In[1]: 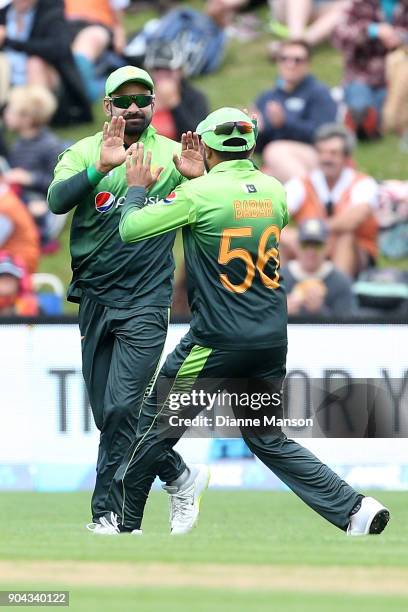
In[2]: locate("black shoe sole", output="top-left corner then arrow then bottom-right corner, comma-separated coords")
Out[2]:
369,509 -> 390,535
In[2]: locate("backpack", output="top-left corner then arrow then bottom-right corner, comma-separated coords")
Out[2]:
125,8 -> 226,77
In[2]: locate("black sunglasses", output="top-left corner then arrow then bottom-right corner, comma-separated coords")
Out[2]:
109,94 -> 155,109
212,121 -> 254,135
278,55 -> 308,64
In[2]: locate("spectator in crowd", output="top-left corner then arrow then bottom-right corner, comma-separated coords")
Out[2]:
145,44 -> 209,140
254,40 -> 337,182
0,175 -> 39,273
282,218 -> 356,317
283,124 -> 379,278
269,0 -> 350,51
65,0 -> 130,102
0,0 -> 91,125
125,0 -> 245,79
0,251 -> 39,316
3,85 -> 67,249
333,0 -> 408,139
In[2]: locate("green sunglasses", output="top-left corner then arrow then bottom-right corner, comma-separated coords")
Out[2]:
108,94 -> 155,109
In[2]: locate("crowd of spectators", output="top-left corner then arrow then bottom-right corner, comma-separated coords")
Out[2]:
0,0 -> 407,319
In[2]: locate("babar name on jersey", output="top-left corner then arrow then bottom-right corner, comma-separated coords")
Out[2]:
94,191 -> 160,213
234,198 -> 273,220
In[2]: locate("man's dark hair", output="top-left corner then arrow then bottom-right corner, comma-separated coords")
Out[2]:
213,138 -> 253,161
216,150 -> 252,161
281,39 -> 311,59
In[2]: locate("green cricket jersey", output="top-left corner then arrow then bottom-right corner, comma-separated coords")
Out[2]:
48,125 -> 185,307
120,159 -> 289,349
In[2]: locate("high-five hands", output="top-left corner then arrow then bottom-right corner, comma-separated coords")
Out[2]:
173,131 -> 205,179
96,116 -> 127,174
126,142 -> 164,189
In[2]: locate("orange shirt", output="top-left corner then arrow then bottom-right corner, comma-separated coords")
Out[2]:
0,186 -> 40,273
293,173 -> 378,259
65,0 -> 117,29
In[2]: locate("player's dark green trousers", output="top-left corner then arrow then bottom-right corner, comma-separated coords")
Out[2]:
78,295 -> 186,521
107,332 -> 362,531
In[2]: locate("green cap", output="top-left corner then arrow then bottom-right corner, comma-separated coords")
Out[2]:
105,66 -> 155,96
196,107 -> 256,152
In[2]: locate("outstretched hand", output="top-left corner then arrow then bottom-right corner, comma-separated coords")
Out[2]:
126,142 -> 163,190
96,116 -> 126,174
173,131 -> 205,179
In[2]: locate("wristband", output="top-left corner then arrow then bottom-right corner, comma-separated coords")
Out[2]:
87,165 -> 108,187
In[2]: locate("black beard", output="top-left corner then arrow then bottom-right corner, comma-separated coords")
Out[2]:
124,114 -> 151,135
204,154 -> 210,173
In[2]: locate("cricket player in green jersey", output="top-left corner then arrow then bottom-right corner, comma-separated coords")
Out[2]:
47,66 -> 209,531
94,107 -> 390,537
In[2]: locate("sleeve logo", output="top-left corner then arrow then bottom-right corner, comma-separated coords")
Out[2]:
163,191 -> 177,205
95,191 -> 115,213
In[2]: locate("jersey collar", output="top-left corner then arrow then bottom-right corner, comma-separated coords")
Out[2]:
122,124 -> 157,149
209,159 -> 256,174
139,124 -> 157,143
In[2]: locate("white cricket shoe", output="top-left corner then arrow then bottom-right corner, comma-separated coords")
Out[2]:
86,512 -> 142,536
347,497 -> 390,536
165,464 -> 210,535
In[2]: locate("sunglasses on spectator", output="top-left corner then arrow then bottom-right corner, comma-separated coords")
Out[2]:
300,241 -> 325,249
278,55 -> 308,65
108,94 -> 155,109
202,121 -> 254,136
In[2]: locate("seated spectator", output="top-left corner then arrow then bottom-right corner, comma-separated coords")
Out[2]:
333,0 -> 408,139
283,124 -> 379,278
269,0 -> 350,50
65,0 -> 129,102
254,40 -> 337,182
3,85 -> 67,248
0,251 -> 39,316
0,0 -> 92,125
125,0 -> 243,78
0,174 -> 39,273
282,218 -> 356,317
145,44 -> 209,140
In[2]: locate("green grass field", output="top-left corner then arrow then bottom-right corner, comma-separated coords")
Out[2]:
39,4 -> 408,312
1,490 -> 407,611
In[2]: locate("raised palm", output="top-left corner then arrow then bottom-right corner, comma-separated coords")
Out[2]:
173,131 -> 204,179
98,116 -> 127,173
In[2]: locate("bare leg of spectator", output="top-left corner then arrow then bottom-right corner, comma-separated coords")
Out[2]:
0,53 -> 10,107
72,26 -> 110,101
272,0 -> 313,39
72,25 -> 111,63
304,1 -> 350,47
330,232 -> 358,277
280,226 -> 299,265
262,140 -> 318,183
27,56 -> 59,90
383,48 -> 408,135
